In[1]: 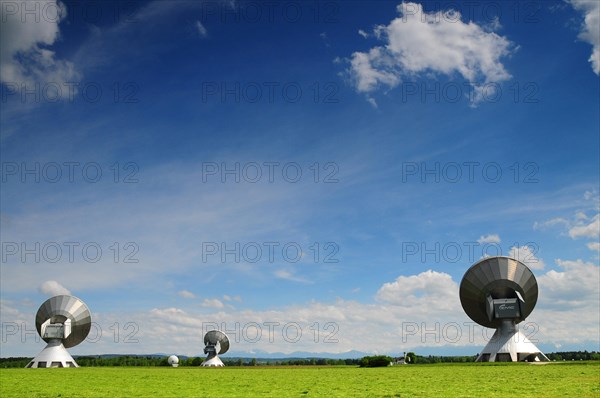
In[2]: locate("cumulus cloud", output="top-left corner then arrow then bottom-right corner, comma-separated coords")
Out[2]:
508,245 -> 545,270
139,265 -> 597,355
150,307 -> 185,317
346,2 -> 514,105
376,269 -> 459,310
569,0 -> 600,74
349,47 -> 400,92
0,0 -> 79,86
274,269 -> 312,284
38,280 -> 71,296
534,207 -> 599,243
583,190 -> 596,201
575,211 -> 588,221
3,264 -> 597,357
178,290 -> 196,299
537,259 -> 600,309
223,294 -> 242,302
569,213 -> 599,239
201,298 -> 225,309
477,234 -> 500,244
531,203 -> 599,276
587,241 -> 600,253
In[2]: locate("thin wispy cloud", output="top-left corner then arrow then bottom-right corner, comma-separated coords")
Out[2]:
195,21 -> 208,38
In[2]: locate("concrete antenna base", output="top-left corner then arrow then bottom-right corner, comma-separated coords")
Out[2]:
26,339 -> 79,368
202,354 -> 225,367
476,320 -> 549,362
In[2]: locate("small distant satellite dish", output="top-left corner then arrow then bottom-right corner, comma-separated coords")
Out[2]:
202,330 -> 229,367
26,295 -> 92,368
168,355 -> 179,367
460,256 -> 548,362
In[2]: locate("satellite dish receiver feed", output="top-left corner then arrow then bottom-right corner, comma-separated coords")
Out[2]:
168,355 -> 179,367
459,256 -> 549,362
202,330 -> 230,367
26,295 -> 92,368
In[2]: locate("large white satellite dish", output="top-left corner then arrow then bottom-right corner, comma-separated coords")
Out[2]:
202,330 -> 229,367
168,355 -> 179,367
26,295 -> 92,368
460,256 -> 548,362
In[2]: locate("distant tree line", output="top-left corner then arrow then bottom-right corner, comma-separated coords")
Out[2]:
0,357 -> 30,368
222,358 -> 360,366
0,356 -> 203,368
0,356 -> 358,368
413,354 -> 477,364
75,356 -> 205,367
406,351 -> 600,364
359,356 -> 393,367
1,351 -> 597,368
545,351 -> 600,361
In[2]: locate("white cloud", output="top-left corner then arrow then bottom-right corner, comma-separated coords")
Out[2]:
38,280 -> 71,296
477,234 -> 500,244
0,0 -> 79,86
569,213 -> 599,238
138,265 -> 597,355
583,190 -> 595,201
178,290 -> 196,299
575,211 -> 588,221
150,307 -> 185,317
569,0 -> 600,74
223,295 -> 242,302
533,217 -> 570,230
587,242 -> 600,253
3,264 -> 598,357
202,298 -> 225,309
376,270 -> 459,310
366,97 -> 378,108
195,20 -> 208,38
358,29 -> 369,38
537,259 -> 600,309
349,47 -> 400,92
347,2 -> 514,105
274,269 -> 312,284
320,32 -> 331,47
534,207 -> 599,241
508,245 -> 545,270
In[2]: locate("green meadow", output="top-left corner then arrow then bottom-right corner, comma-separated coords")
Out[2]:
1,362 -> 598,397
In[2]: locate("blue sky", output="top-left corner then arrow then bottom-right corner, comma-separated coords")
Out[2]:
1,0 -> 598,358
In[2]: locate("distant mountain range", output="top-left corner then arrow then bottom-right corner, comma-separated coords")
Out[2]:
82,350 -> 371,360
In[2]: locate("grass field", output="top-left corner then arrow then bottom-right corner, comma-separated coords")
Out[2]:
1,362 -> 598,397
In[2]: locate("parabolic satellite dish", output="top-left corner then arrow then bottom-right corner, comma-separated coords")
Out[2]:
459,256 -> 548,362
26,295 -> 92,368
168,355 -> 179,367
202,330 -> 230,367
